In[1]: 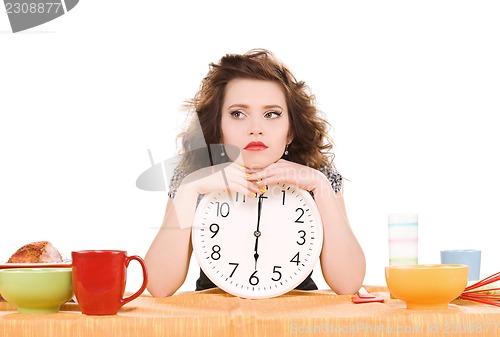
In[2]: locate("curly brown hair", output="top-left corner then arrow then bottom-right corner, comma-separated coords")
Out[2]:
178,49 -> 335,173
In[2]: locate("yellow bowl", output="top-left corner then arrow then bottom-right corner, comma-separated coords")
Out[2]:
0,268 -> 73,313
385,264 -> 468,309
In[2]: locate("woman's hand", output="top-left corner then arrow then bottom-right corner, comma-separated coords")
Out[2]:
183,162 -> 261,197
244,159 -> 328,193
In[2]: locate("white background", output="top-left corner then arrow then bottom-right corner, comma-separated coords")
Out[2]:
1,1 -> 499,294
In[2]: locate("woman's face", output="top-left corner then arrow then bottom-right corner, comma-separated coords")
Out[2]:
221,78 -> 291,169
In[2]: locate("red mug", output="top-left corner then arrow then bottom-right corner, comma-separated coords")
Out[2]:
71,250 -> 148,315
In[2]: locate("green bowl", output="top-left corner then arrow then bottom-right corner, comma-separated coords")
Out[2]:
0,268 -> 73,313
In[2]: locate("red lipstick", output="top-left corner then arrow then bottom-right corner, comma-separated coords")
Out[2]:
244,141 -> 268,151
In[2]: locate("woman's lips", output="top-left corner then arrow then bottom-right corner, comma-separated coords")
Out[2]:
244,141 -> 268,151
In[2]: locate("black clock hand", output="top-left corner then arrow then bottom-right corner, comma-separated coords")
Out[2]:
253,238 -> 259,270
254,194 -> 266,270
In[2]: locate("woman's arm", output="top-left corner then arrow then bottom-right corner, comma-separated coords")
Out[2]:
145,183 -> 198,297
313,176 -> 366,295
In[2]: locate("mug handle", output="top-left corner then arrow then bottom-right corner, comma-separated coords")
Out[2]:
120,255 -> 148,306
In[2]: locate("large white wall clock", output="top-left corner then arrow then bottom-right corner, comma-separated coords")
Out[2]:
192,183 -> 323,299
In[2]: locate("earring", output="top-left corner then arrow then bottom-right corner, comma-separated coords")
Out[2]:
284,144 -> 289,156
220,144 -> 226,157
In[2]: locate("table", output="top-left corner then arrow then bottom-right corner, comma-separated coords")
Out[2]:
2,286 -> 500,337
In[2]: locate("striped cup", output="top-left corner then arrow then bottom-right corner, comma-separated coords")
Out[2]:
388,213 -> 418,266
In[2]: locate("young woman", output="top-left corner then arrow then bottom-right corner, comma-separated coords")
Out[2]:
145,49 -> 366,297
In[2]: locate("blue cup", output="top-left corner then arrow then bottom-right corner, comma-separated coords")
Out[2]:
440,249 -> 481,281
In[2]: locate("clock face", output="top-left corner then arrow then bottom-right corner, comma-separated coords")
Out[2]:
191,183 -> 323,299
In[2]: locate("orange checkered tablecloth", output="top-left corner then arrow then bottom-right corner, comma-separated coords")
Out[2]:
1,286 -> 500,337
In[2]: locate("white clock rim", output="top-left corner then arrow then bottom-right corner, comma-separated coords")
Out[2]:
191,183 -> 324,299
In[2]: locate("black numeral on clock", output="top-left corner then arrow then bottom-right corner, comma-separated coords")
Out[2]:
235,192 -> 246,203
229,262 -> 239,277
216,202 -> 230,217
211,245 -> 221,260
249,270 -> 259,285
290,252 -> 301,266
271,266 -> 282,281
210,223 -> 219,238
295,208 -> 305,223
296,230 -> 306,245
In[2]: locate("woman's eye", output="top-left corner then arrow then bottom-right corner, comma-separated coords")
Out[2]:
264,110 -> 282,119
230,110 -> 246,119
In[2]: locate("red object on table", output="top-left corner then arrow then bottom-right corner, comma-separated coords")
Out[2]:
459,272 -> 500,306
